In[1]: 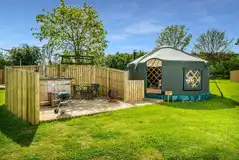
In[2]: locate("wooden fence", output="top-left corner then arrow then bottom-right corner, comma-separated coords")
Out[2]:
2,65 -> 144,101
124,72 -> 144,102
230,70 -> 239,82
0,69 -> 4,84
5,67 -> 40,125
46,65 -> 126,98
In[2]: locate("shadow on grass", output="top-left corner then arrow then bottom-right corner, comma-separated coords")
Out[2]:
163,95 -> 239,110
0,105 -> 38,146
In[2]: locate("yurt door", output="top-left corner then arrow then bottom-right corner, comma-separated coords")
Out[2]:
146,59 -> 162,94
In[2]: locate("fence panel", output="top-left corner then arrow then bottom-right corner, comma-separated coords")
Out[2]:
124,80 -> 144,102
109,69 -> 125,99
46,65 -> 59,77
95,67 -> 108,95
5,67 -> 39,125
230,70 -> 239,82
61,65 -> 94,85
0,69 -> 4,84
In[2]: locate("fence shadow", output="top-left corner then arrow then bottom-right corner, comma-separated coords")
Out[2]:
163,95 -> 239,110
0,105 -> 38,146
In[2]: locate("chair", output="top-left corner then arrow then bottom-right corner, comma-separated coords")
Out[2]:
86,85 -> 95,99
79,86 -> 88,99
91,83 -> 100,96
72,85 -> 81,98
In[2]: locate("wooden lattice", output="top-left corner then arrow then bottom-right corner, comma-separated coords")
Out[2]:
147,67 -> 162,88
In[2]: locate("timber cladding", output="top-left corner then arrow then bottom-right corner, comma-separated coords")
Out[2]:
230,70 -> 239,82
5,67 -> 40,125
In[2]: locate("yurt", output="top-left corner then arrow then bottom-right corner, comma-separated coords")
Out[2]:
127,46 -> 210,101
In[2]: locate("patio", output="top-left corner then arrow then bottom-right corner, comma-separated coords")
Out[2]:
40,97 -> 152,122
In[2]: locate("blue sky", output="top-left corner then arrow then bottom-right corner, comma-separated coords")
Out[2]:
0,0 -> 238,54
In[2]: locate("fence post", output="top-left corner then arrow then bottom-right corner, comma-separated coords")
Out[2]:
34,72 -> 40,125
107,68 -> 110,92
124,71 -> 128,102
58,64 -> 61,77
5,67 -> 8,107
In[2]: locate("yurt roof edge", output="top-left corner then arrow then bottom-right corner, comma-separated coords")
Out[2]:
128,46 -> 208,68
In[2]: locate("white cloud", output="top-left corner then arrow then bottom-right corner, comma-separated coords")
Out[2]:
199,15 -> 217,24
124,20 -> 164,34
108,34 -> 127,40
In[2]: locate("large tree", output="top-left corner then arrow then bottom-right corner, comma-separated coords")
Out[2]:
32,0 -> 107,63
42,44 -> 58,64
7,44 -> 42,66
156,25 -> 192,51
194,29 -> 233,54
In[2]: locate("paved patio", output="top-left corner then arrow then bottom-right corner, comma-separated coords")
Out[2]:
40,97 -> 152,122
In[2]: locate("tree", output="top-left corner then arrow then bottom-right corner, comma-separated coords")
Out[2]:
42,44 -> 58,64
8,44 -> 42,65
0,52 -> 11,69
32,0 -> 108,64
236,38 -> 239,45
105,51 -> 146,70
156,25 -> 192,51
194,29 -> 233,54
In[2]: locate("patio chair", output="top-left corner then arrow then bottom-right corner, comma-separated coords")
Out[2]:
91,83 -> 100,96
86,85 -> 95,99
79,86 -> 88,99
73,85 -> 81,98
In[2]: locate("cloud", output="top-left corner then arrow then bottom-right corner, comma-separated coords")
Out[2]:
199,15 -> 217,24
124,20 -> 164,34
108,34 -> 128,40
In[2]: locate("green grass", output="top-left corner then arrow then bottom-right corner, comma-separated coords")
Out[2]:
1,81 -> 239,160
0,89 -> 4,105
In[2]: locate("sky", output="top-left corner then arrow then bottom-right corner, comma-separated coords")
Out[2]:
0,0 -> 238,54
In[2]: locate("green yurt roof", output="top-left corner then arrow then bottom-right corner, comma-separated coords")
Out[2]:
128,46 -> 207,67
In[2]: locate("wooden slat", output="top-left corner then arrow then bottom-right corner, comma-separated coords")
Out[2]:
230,70 -> 239,82
22,71 -> 27,121
5,68 -> 8,107
17,70 -> 22,118
5,67 -> 40,125
34,72 -> 40,125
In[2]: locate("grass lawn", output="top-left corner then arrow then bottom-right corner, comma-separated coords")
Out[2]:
1,81 -> 239,160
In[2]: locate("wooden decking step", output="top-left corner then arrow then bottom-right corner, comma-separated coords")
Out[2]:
144,98 -> 164,103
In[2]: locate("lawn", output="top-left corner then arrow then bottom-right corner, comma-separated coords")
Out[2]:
0,81 -> 239,160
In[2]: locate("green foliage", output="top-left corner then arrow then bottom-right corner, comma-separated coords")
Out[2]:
1,81 -> 239,159
194,29 -> 233,54
193,52 -> 239,79
0,52 -> 11,69
156,25 -> 192,50
7,44 -> 42,66
105,51 -> 146,70
32,0 -> 108,64
42,44 -> 59,64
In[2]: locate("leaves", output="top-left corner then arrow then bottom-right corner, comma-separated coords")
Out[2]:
193,29 -> 233,54
32,0 -> 108,64
105,51 -> 146,70
7,44 -> 42,66
156,25 -> 192,51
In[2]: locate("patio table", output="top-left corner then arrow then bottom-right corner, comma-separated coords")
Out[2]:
73,84 -> 98,99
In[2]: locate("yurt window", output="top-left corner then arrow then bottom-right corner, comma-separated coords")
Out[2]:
146,59 -> 162,94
